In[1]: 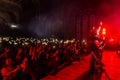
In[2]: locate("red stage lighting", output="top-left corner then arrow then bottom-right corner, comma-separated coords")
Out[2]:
102,28 -> 106,35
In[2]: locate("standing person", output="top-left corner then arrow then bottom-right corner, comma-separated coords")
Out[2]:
90,25 -> 105,76
84,22 -> 111,80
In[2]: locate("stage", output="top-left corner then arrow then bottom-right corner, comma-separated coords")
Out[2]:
41,50 -> 120,80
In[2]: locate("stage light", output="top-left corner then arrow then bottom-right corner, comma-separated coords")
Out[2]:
10,24 -> 18,28
102,28 -> 106,35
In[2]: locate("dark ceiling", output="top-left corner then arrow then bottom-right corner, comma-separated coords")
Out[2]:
19,0 -> 103,21
1,0 -> 115,37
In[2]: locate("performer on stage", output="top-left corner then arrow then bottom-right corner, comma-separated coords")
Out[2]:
81,22 -> 110,80
90,25 -> 105,75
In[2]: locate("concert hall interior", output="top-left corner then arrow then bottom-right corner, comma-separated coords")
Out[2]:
0,0 -> 120,80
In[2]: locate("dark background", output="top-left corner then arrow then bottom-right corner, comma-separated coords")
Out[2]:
1,0 -> 120,39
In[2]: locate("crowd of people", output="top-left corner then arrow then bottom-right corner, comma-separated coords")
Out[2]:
0,38 -> 90,80
0,22 -> 107,80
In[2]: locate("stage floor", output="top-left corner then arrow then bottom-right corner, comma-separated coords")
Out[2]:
41,50 -> 120,80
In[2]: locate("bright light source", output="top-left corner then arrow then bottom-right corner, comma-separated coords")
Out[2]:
102,28 -> 106,35
102,28 -> 106,32
102,31 -> 106,35
10,24 -> 18,28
